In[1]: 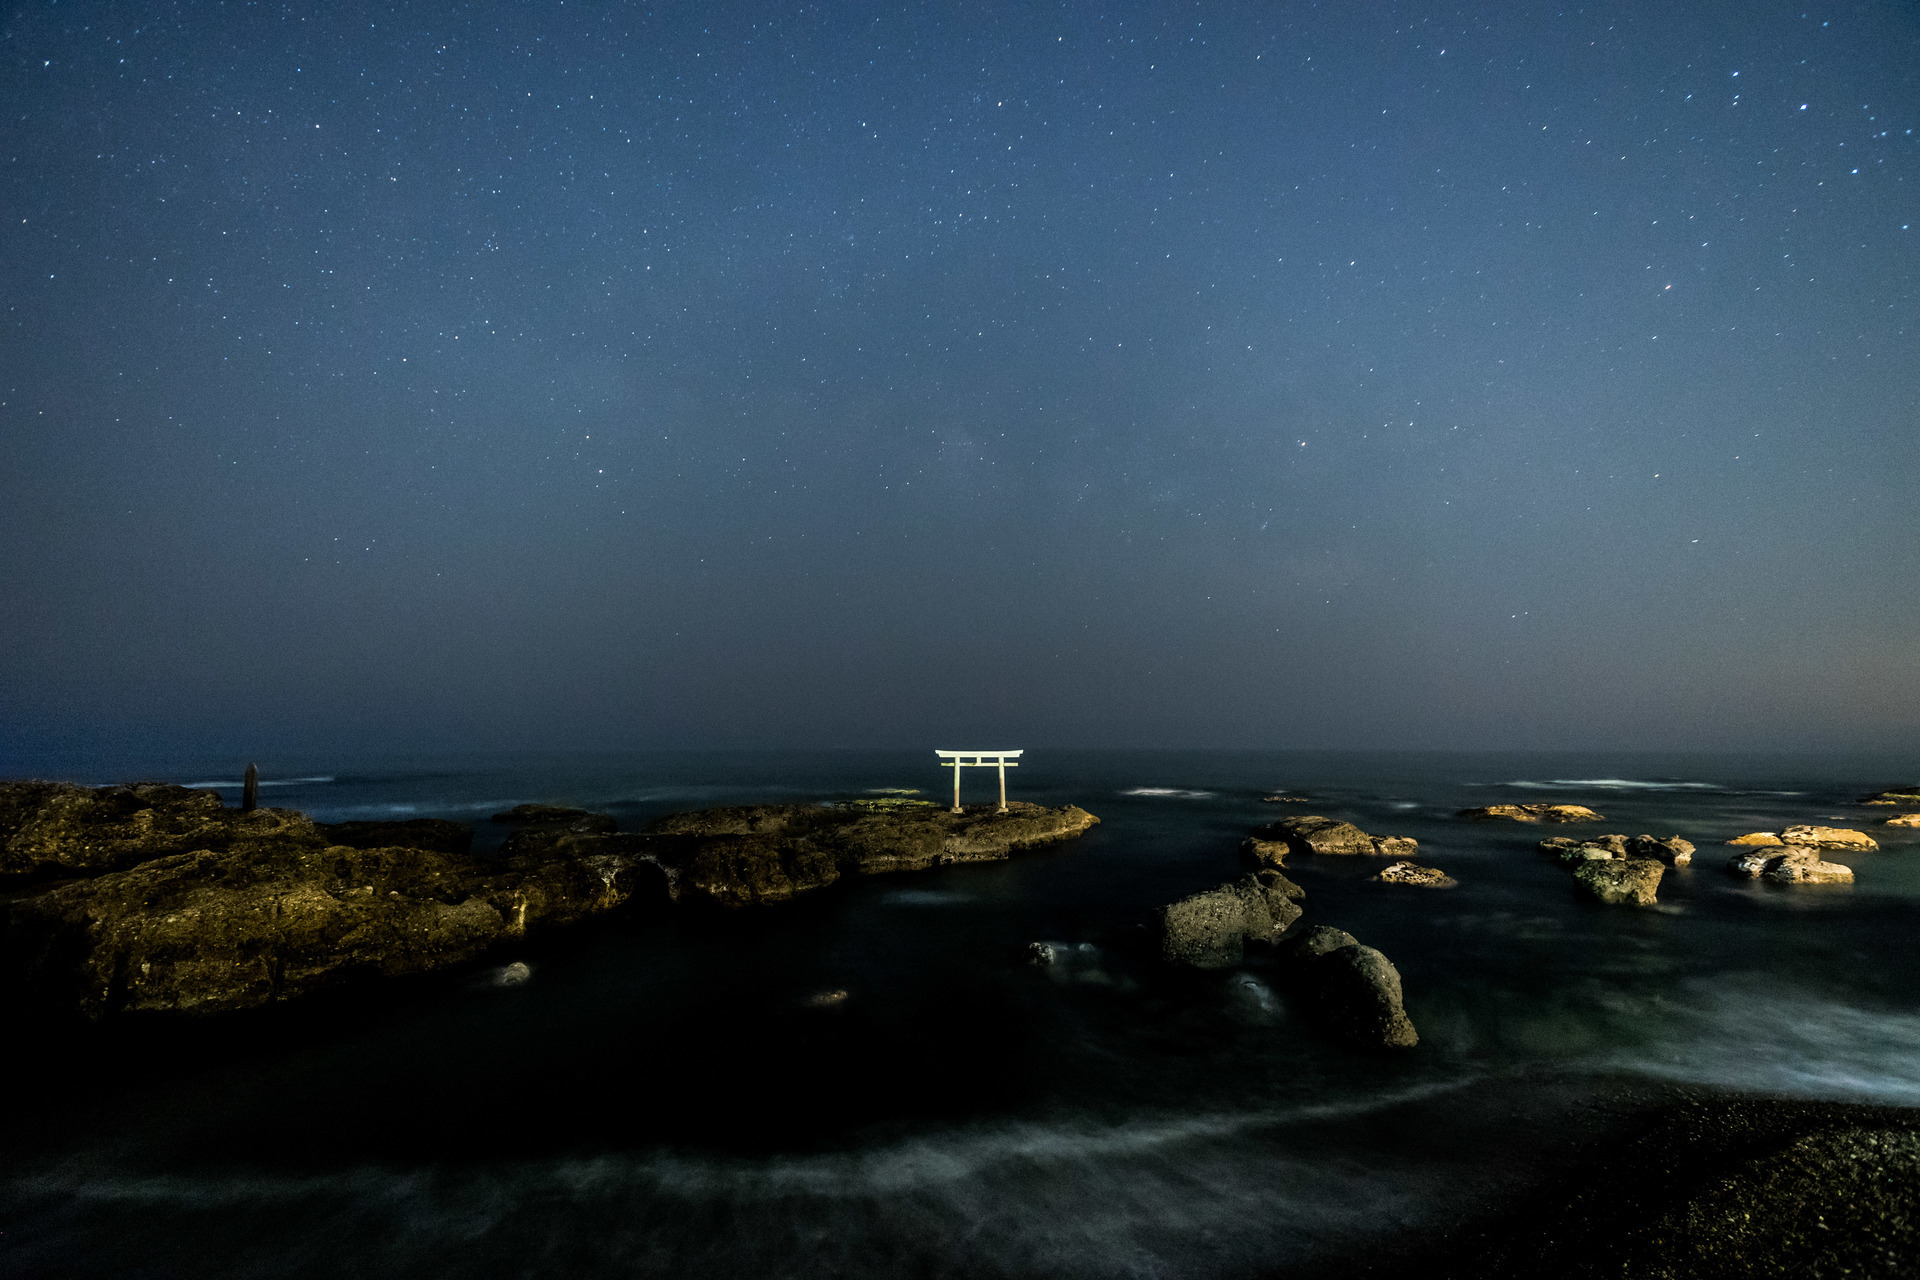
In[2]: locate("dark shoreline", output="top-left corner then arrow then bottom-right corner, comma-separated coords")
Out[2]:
1299,1082 -> 1920,1279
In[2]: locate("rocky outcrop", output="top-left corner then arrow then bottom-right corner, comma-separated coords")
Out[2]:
1543,834 -> 1693,867
0,782 -> 321,883
1888,814 -> 1920,828
1727,845 -> 1855,885
637,801 -> 1099,907
1279,926 -> 1417,1050
2,782 -> 1100,1018
1248,815 -> 1417,860
1859,787 -> 1920,806
1373,861 -> 1455,888
1157,870 -> 1303,968
1779,825 -> 1878,852
1570,859 -> 1665,906
1458,804 -> 1605,823
1727,832 -> 1785,847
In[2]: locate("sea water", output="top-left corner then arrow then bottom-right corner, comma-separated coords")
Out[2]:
3,749 -> 1918,1278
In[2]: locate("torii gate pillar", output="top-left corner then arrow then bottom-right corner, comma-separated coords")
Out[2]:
935,750 -> 1023,813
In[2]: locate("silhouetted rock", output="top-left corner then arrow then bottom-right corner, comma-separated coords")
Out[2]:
489,803 -> 618,831
317,819 -> 473,855
1251,815 -> 1415,858
1458,803 -> 1605,823
1157,870 -> 1304,968
1570,858 -> 1664,906
1280,925 -> 1417,1050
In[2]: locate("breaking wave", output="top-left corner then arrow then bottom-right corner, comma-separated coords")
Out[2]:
1120,788 -> 1216,799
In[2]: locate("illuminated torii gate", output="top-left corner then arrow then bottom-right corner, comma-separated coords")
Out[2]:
935,749 -> 1023,813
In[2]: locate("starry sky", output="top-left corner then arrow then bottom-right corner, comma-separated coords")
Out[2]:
2,0 -> 1916,764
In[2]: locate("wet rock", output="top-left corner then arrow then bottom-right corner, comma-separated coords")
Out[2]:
1252,815 -> 1414,858
1628,834 -> 1696,867
1727,832 -> 1785,847
1373,861 -> 1456,888
1887,814 -> 1920,828
639,801 -> 1099,908
1458,803 -> 1605,823
1280,926 -> 1417,1050
1240,836 -> 1292,866
317,819 -> 473,855
1779,825 -> 1878,852
1859,787 -> 1920,805
1570,858 -> 1664,906
1158,870 -> 1304,969
1728,845 -> 1854,885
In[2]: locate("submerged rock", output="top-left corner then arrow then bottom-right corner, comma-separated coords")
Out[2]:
1250,815 -> 1416,859
1158,870 -> 1303,969
1727,845 -> 1854,885
1279,925 -> 1418,1050
1570,858 -> 1665,907
1779,825 -> 1878,852
1458,803 -> 1605,823
1372,861 -> 1455,888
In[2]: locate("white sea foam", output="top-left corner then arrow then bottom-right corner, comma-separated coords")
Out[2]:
1120,787 -> 1215,799
1599,977 -> 1920,1105
879,889 -> 974,907
182,775 -> 336,789
1500,778 -> 1722,791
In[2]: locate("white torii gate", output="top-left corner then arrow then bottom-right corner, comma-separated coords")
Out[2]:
935,749 -> 1023,813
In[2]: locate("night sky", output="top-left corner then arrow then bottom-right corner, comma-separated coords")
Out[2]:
2,1 -> 1916,764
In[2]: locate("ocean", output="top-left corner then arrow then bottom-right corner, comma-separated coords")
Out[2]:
3,748 -> 1918,1278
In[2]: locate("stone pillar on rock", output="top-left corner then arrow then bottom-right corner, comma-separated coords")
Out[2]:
242,763 -> 258,813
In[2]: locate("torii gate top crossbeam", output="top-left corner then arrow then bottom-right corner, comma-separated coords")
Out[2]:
935,750 -> 1023,813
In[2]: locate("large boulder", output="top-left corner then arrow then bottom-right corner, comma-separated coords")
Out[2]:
1627,834 -> 1695,866
1727,832 -> 1785,847
1779,825 -> 1878,852
1727,845 -> 1854,885
1280,926 -> 1418,1050
1570,858 -> 1664,906
1458,804 -> 1605,823
1252,815 -> 1414,858
1158,870 -> 1303,968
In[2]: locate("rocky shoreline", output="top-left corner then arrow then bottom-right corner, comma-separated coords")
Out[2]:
1305,1084 -> 1920,1280
0,781 -> 1097,1019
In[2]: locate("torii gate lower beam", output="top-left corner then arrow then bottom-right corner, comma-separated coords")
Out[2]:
934,750 -> 1023,813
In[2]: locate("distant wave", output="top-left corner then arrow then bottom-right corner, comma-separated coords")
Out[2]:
1499,778 -> 1721,792
1120,788 -> 1215,799
182,776 -> 335,789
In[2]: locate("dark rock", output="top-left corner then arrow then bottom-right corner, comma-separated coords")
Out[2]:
489,803 -> 618,832
640,801 -> 1099,908
1627,834 -> 1695,866
1240,835 -> 1292,866
1570,858 -> 1664,906
316,819 -> 473,855
1253,815 -> 1412,858
1157,870 -> 1304,969
1281,927 -> 1417,1050
1458,804 -> 1605,823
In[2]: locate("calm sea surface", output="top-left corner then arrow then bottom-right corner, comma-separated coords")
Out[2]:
4,749 -> 1919,1278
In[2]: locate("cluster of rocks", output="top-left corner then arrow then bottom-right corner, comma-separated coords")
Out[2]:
1458,803 -> 1606,824
1150,814 -> 1425,1051
1537,834 -> 1690,907
0,781 -> 1098,1019
1726,845 -> 1854,885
